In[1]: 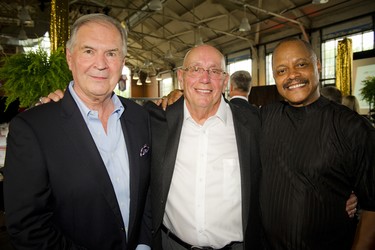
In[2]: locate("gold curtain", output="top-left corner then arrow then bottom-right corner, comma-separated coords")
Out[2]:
336,38 -> 352,96
50,0 -> 69,52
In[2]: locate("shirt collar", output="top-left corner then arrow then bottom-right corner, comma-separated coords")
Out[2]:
230,95 -> 248,101
68,81 -> 124,119
183,95 -> 228,125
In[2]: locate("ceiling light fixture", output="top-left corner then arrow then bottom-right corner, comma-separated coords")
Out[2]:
239,6 -> 251,32
165,41 -> 174,59
312,0 -> 329,3
195,27 -> 204,46
18,27 -> 28,40
165,49 -> 173,59
133,70 -> 139,80
149,0 -> 163,11
145,74 -> 152,83
196,36 -> 204,45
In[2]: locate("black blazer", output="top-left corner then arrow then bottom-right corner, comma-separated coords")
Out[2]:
145,97 -> 264,250
4,90 -> 152,250
230,97 -> 258,111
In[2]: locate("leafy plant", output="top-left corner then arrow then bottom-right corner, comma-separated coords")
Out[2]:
360,76 -> 375,110
0,47 -> 72,109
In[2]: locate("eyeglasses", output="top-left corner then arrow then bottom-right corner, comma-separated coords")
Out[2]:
181,66 -> 227,80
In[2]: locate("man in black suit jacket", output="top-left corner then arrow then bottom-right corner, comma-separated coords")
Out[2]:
145,45 -> 263,250
229,70 -> 257,110
3,14 -> 152,250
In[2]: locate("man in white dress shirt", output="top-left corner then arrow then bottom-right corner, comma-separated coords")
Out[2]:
145,44 -> 263,250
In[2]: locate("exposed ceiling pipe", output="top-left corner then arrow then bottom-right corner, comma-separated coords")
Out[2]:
152,13 -> 254,44
247,4 -> 309,42
229,0 -> 309,42
126,0 -> 167,28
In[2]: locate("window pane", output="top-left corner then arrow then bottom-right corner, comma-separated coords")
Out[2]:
321,30 -> 374,83
348,33 -> 363,52
266,54 -> 275,85
322,40 -> 336,80
160,77 -> 173,97
228,59 -> 252,74
363,31 -> 374,50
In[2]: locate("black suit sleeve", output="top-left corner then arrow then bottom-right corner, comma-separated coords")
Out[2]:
4,116 -> 86,250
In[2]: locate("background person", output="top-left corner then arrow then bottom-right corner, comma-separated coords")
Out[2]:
320,85 -> 342,103
342,94 -> 360,113
3,14 -> 152,250
229,70 -> 255,109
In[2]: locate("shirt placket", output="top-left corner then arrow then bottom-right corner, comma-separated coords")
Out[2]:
196,125 -> 208,244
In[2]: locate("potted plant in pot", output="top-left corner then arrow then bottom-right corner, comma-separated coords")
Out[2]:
0,47 -> 72,110
359,75 -> 375,123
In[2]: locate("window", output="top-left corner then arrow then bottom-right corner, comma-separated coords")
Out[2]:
266,53 -> 275,85
321,31 -> 374,86
159,72 -> 174,97
227,59 -> 252,75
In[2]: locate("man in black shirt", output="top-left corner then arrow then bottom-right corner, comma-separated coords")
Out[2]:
259,38 -> 375,249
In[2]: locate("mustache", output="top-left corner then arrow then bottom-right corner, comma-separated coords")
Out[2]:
283,77 -> 309,89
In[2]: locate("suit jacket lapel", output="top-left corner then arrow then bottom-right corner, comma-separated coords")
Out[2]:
162,97 -> 184,200
59,90 -> 124,228
119,99 -> 144,237
230,103 -> 252,233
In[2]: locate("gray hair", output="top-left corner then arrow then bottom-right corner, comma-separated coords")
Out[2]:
230,70 -> 252,92
66,13 -> 127,56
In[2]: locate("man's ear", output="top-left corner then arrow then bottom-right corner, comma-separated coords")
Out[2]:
177,69 -> 184,90
317,59 -> 322,73
222,74 -> 230,92
229,83 -> 234,91
66,48 -> 72,70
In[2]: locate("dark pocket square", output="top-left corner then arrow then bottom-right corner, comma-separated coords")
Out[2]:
140,144 -> 150,157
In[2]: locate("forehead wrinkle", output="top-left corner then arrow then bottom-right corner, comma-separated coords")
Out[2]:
184,46 -> 225,69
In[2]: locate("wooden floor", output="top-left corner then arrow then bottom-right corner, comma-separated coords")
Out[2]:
0,211 -> 15,250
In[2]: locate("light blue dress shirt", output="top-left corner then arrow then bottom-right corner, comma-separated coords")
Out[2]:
69,82 -> 150,250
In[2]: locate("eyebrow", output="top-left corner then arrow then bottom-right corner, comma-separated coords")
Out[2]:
80,45 -> 120,52
186,63 -> 222,68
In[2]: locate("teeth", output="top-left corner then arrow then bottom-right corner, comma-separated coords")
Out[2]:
196,89 -> 211,93
288,83 -> 305,89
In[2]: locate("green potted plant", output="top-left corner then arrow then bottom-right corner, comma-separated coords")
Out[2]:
360,75 -> 375,122
0,47 -> 72,110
